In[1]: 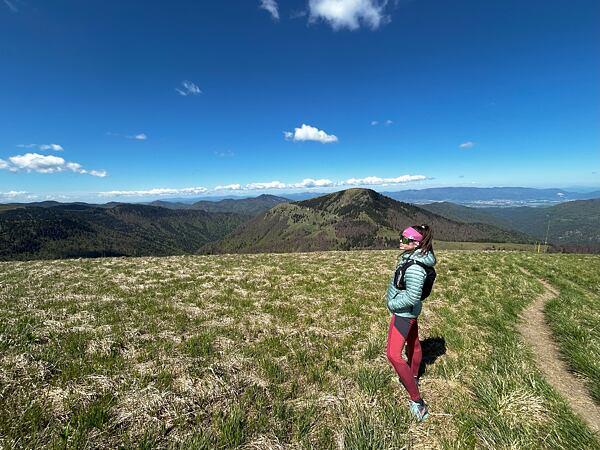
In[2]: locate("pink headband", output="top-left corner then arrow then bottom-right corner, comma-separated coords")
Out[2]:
402,227 -> 423,242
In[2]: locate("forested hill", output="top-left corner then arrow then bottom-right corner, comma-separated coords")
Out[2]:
420,202 -> 516,230
422,199 -> 600,253
200,189 -> 531,254
481,199 -> 600,252
147,194 -> 290,216
0,203 -> 249,261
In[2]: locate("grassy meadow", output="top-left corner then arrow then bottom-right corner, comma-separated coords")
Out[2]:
432,241 -> 548,252
1,250 -> 599,449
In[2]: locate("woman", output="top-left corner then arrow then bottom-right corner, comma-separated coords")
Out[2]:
386,224 -> 436,421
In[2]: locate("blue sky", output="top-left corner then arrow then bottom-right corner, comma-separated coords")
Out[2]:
1,0 -> 598,203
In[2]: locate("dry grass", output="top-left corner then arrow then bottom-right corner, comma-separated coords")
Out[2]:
0,251 -> 599,449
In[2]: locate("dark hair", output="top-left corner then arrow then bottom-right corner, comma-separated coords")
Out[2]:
412,224 -> 433,254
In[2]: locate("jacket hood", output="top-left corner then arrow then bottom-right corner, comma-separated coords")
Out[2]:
404,249 -> 436,267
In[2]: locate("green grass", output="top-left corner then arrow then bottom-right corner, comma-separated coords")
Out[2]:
433,240 -> 547,251
0,251 -> 598,449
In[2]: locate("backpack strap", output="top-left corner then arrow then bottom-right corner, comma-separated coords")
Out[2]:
393,260 -> 417,289
410,260 -> 429,271
394,259 -> 432,291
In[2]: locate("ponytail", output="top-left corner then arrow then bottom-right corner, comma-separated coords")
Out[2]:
413,224 -> 433,254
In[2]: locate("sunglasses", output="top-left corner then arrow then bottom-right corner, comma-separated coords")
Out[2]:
400,236 -> 418,245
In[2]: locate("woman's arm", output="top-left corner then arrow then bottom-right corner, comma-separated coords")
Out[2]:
386,265 -> 426,313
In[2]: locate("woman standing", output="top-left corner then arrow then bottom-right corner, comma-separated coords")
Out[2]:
386,224 -> 436,422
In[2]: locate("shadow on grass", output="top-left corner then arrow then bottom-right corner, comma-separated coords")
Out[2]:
418,336 -> 446,378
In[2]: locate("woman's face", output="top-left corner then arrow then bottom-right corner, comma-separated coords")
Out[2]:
399,237 -> 420,252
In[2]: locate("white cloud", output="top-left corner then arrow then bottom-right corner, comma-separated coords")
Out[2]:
46,194 -> 68,200
0,153 -> 107,177
215,179 -> 331,191
284,124 -> 338,143
259,0 -> 279,20
371,119 -> 393,126
246,181 -> 287,190
107,132 -> 148,140
209,174 -> 423,192
459,141 -> 475,149
176,80 -> 202,96
95,174 -> 427,199
0,190 -> 40,202
344,175 -> 427,185
214,184 -> 243,191
214,150 -> 235,158
17,143 -> 64,151
290,9 -> 308,19
290,178 -> 335,188
3,0 -> 18,13
0,190 -> 27,199
99,186 -> 208,197
8,153 -> 67,173
308,0 -> 389,30
39,143 -> 64,151
127,133 -> 147,141
88,170 -> 108,177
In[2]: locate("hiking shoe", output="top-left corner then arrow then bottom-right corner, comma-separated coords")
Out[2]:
408,400 -> 429,422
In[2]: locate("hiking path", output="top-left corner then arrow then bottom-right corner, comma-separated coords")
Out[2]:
520,268 -> 600,435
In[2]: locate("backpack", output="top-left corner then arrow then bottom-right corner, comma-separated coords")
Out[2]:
393,260 -> 436,300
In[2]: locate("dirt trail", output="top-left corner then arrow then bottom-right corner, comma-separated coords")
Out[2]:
520,268 -> 600,435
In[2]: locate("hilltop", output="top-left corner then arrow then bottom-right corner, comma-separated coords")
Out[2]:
201,189 -> 530,254
189,194 -> 289,215
147,194 -> 290,216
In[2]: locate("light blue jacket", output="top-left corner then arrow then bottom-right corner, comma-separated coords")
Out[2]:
386,250 -> 436,318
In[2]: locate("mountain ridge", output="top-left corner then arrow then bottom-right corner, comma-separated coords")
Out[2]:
0,204 -> 249,260
421,199 -> 600,253
200,189 -> 531,254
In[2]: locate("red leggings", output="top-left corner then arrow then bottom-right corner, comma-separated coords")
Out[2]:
386,315 -> 422,401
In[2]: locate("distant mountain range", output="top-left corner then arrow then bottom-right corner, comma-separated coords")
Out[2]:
154,193 -> 306,204
0,203 -> 248,260
200,189 -> 531,254
144,186 -> 600,208
419,202 -> 515,230
382,187 -> 600,207
2,188 -> 598,260
421,199 -> 600,252
147,194 -> 289,215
